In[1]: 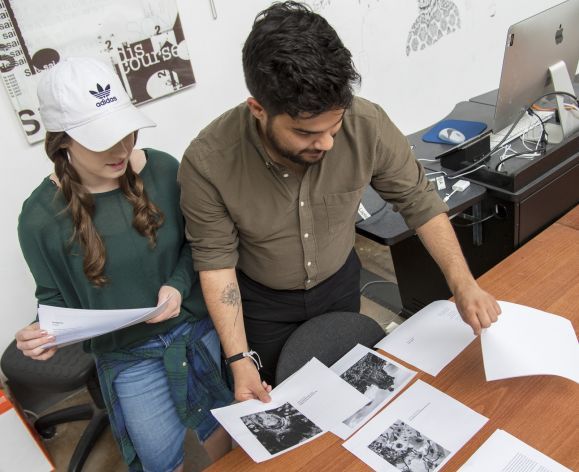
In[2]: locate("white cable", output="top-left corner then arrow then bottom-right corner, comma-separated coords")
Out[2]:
443,189 -> 458,203
443,180 -> 470,202
447,165 -> 487,179
360,280 -> 391,294
521,134 -> 536,152
426,170 -> 447,177
497,152 -> 541,171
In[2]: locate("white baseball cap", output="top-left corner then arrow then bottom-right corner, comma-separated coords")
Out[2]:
37,57 -> 156,152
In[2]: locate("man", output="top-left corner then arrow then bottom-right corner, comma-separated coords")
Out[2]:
178,1 -> 500,402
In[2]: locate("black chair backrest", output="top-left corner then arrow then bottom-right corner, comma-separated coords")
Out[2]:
275,311 -> 385,385
1,340 -> 95,393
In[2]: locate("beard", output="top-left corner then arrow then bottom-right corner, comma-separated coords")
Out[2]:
265,121 -> 326,167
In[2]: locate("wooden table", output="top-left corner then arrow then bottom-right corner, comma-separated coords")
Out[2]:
557,204 -> 579,230
207,206 -> 579,471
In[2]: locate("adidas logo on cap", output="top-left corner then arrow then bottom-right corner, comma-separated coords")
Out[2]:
89,83 -> 117,107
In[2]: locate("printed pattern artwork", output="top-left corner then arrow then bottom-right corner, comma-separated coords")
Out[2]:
309,0 -> 380,11
341,352 -> 397,394
368,419 -> 450,471
241,403 -> 322,455
406,0 -> 461,56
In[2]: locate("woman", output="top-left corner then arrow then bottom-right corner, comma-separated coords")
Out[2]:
14,57 -> 233,471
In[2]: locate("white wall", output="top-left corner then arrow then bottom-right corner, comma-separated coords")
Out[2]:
0,0 -> 565,354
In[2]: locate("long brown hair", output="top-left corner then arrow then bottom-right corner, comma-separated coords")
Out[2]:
46,131 -> 165,286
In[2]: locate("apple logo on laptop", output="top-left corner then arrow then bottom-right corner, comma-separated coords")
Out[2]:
555,24 -> 563,44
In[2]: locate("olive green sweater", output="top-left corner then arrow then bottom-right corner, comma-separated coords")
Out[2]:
18,149 -> 208,354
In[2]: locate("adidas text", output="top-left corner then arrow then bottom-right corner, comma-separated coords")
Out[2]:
95,96 -> 117,107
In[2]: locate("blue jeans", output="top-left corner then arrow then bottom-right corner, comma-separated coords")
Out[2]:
113,320 -> 222,472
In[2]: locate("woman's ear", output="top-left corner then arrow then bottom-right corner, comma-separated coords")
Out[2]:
60,137 -> 71,149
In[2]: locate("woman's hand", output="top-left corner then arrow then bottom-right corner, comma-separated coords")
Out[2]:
15,322 -> 58,361
146,285 -> 183,323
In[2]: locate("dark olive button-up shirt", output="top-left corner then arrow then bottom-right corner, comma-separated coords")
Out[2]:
179,97 -> 448,290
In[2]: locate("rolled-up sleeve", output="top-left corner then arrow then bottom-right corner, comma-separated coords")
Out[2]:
370,109 -> 448,229
178,140 -> 239,271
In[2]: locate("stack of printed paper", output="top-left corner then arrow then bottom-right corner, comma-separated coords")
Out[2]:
212,348 -> 417,463
38,298 -> 170,347
212,358 -> 368,462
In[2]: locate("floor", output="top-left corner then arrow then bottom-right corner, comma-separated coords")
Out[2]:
15,234 -> 405,471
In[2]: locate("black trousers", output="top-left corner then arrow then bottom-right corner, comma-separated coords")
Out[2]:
238,250 -> 361,386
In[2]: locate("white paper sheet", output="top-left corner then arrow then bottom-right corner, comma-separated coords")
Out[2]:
481,301 -> 579,383
211,358 -> 368,463
459,429 -> 572,471
330,344 -> 417,439
38,297 -> 171,347
343,380 -> 488,472
375,300 -> 476,376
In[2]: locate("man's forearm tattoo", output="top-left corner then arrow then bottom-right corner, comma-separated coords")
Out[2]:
220,282 -> 241,326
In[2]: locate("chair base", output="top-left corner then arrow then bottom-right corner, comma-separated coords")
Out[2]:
34,404 -> 109,472
68,410 -> 109,472
35,404 -> 94,438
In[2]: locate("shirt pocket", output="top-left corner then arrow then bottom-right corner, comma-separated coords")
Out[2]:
323,186 -> 365,236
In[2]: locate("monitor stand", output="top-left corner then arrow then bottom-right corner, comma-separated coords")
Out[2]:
546,60 -> 579,142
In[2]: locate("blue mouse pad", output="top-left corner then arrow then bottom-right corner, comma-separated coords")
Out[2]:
422,119 -> 487,144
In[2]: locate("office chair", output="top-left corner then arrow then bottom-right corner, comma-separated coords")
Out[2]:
1,340 -> 109,472
275,311 -> 386,384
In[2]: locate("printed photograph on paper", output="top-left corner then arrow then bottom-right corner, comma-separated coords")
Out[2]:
240,402 -> 323,455
368,419 -> 450,472
340,352 -> 414,428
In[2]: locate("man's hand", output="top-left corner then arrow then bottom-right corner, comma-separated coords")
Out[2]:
15,322 -> 58,361
453,280 -> 501,335
147,285 -> 182,323
415,213 -> 501,335
231,358 -> 272,403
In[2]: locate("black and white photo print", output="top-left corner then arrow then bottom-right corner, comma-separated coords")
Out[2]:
241,403 -> 323,455
340,353 -> 413,428
368,419 -> 450,471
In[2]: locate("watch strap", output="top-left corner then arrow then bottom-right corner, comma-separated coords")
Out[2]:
224,350 -> 263,370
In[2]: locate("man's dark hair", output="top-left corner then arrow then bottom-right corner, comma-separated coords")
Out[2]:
242,1 -> 361,118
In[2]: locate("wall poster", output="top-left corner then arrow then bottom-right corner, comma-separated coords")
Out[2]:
0,0 -> 195,144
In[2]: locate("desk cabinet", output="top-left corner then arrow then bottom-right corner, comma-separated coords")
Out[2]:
391,196 -> 515,317
515,162 -> 579,245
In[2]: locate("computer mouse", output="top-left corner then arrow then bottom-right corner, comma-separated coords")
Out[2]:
438,127 -> 466,144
